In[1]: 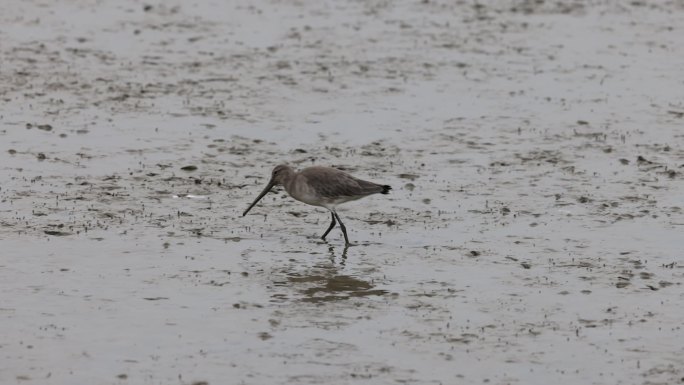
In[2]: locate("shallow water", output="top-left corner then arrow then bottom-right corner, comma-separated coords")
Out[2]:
1,0 -> 683,384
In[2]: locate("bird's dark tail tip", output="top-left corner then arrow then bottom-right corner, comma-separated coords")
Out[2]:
381,185 -> 392,194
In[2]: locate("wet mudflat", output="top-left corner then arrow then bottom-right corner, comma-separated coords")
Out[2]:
1,0 -> 683,384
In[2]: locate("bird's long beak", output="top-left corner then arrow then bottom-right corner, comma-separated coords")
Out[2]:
242,178 -> 276,216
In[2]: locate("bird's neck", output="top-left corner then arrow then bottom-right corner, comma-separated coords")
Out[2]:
281,168 -> 297,192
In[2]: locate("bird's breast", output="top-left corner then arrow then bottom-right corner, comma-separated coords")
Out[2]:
285,176 -> 325,207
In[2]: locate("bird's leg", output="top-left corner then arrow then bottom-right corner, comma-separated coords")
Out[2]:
332,211 -> 350,245
321,211 -> 337,240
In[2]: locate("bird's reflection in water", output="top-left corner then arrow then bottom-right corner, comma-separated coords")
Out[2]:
327,243 -> 348,265
283,244 -> 387,303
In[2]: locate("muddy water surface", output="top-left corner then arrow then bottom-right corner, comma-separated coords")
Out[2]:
1,1 -> 683,384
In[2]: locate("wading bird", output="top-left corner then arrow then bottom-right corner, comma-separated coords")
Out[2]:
242,165 -> 391,245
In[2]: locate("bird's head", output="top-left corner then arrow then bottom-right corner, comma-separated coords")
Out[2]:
271,164 -> 293,185
242,164 -> 294,216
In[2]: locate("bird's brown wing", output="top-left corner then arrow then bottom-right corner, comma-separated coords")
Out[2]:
302,168 -> 383,199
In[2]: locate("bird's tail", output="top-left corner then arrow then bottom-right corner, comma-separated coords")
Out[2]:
381,185 -> 392,194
